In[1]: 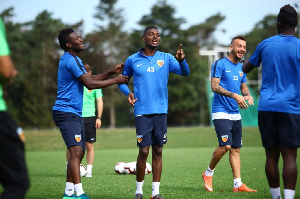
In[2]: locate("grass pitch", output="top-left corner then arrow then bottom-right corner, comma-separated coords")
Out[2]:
1,127 -> 300,198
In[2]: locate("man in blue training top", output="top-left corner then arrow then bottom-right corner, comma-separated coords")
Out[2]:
242,4 -> 299,199
52,28 -> 128,199
119,26 -> 190,199
202,35 -> 257,193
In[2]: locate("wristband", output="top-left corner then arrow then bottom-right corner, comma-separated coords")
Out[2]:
97,117 -> 102,120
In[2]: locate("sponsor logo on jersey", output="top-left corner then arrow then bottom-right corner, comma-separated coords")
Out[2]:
137,135 -> 143,143
88,90 -> 92,93
221,135 -> 228,142
137,63 -> 143,67
239,71 -> 243,77
75,135 -> 81,142
157,60 -> 164,67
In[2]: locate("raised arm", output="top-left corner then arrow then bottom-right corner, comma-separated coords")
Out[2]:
89,63 -> 124,81
79,63 -> 128,89
79,73 -> 128,90
175,44 -> 185,62
170,44 -> 190,76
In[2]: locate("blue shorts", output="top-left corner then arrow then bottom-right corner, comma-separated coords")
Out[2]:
135,114 -> 167,147
258,111 -> 300,148
213,119 -> 242,149
52,111 -> 86,151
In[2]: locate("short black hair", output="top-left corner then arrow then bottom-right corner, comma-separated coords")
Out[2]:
143,26 -> 158,37
58,28 -> 74,51
277,4 -> 297,27
231,35 -> 246,45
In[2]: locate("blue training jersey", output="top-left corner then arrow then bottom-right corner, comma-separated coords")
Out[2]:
52,52 -> 87,116
249,34 -> 300,114
118,48 -> 190,116
211,57 -> 247,116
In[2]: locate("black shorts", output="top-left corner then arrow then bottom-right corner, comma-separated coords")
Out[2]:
135,114 -> 167,147
213,119 -> 242,149
258,111 -> 300,148
0,111 -> 30,198
83,117 -> 96,143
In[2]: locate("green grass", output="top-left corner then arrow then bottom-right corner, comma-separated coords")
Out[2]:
1,127 -> 300,198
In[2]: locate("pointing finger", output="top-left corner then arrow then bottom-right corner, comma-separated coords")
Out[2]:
178,44 -> 182,51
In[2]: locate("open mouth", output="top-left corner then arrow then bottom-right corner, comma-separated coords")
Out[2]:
152,40 -> 158,45
237,51 -> 244,57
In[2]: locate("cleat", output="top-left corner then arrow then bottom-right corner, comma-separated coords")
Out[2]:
202,172 -> 213,192
63,194 -> 76,199
150,194 -> 164,199
85,172 -> 92,178
134,193 -> 143,199
233,183 -> 257,192
76,193 -> 90,199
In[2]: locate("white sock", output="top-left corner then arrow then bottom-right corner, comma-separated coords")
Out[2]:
65,182 -> 74,196
135,181 -> 144,195
234,178 -> 242,188
270,187 -> 281,199
87,164 -> 93,173
152,182 -> 160,197
284,189 -> 295,199
205,166 -> 214,176
74,183 -> 84,196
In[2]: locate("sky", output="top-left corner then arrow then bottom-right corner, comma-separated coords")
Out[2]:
0,0 -> 299,45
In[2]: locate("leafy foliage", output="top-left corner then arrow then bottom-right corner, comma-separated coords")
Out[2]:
1,0 -> 276,127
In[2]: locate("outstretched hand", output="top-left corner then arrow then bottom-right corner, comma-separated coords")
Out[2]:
175,44 -> 185,62
115,74 -> 129,84
113,63 -> 124,74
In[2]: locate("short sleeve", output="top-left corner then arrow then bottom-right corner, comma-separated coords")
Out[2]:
249,43 -> 263,67
211,60 -> 223,78
67,56 -> 86,78
95,89 -> 103,98
0,18 -> 10,56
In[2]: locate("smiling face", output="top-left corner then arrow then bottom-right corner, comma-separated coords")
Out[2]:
230,38 -> 246,60
66,32 -> 85,54
142,27 -> 160,50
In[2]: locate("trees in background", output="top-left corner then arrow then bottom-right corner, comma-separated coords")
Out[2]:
1,0 -> 286,128
1,8 -> 66,127
81,0 -> 129,128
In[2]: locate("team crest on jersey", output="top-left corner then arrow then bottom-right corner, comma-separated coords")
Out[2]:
17,127 -> 26,142
75,135 -> 81,142
221,135 -> 228,142
157,60 -> 164,67
137,135 -> 143,143
239,71 -> 243,77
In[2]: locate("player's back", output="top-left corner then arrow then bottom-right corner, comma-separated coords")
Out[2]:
258,34 -> 300,114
